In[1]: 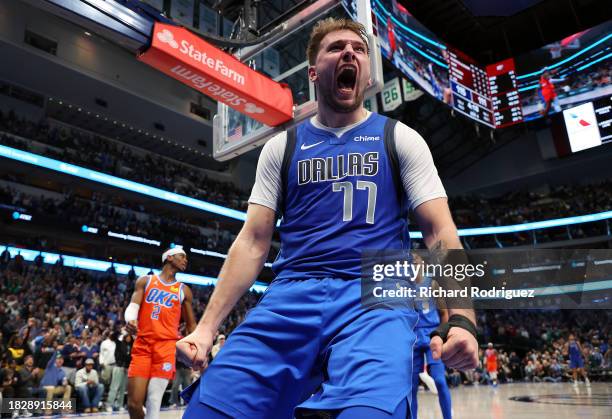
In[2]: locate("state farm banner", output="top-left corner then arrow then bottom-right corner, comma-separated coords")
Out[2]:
138,23 -> 294,126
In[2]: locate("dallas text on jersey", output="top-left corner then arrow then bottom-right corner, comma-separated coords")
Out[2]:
298,152 -> 379,185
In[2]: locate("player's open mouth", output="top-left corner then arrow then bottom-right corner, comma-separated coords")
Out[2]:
336,66 -> 357,95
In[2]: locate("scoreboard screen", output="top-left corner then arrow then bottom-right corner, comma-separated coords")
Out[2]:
487,58 -> 523,128
447,49 -> 523,128
489,73 -> 514,94
448,49 -> 495,128
593,94 -> 612,144
370,1 -> 609,132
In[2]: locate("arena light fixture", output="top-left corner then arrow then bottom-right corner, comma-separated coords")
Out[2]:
576,52 -> 612,72
1,246 -> 268,292
1,143 -> 611,236
0,144 -> 246,221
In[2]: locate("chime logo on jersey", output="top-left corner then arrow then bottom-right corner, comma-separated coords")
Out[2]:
297,152 -> 379,185
353,135 -> 380,142
145,288 -> 179,308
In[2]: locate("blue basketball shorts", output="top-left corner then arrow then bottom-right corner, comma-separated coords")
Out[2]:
181,277 -> 418,419
569,357 -> 584,369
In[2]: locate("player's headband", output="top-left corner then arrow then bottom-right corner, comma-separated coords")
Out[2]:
162,247 -> 186,263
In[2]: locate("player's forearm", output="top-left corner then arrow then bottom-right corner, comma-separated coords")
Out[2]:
197,232 -> 270,332
425,229 -> 476,325
422,224 -> 462,250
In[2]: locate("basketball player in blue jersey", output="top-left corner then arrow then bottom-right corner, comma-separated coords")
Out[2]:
565,334 -> 590,387
412,259 -> 452,419
176,17 -> 478,419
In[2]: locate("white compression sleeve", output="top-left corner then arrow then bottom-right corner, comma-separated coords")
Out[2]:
124,303 -> 140,322
145,377 -> 169,419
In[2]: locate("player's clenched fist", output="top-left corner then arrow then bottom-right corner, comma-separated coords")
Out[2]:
176,327 -> 215,371
126,320 -> 138,335
430,314 -> 479,371
430,328 -> 479,371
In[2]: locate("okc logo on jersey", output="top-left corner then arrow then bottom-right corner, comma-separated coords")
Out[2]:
297,152 -> 379,185
145,288 -> 179,308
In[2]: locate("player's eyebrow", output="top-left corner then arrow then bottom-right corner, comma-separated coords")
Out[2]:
327,39 -> 367,51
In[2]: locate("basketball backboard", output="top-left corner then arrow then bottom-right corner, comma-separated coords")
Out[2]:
213,0 -> 384,161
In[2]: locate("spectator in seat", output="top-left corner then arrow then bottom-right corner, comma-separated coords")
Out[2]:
0,247 -> 10,268
105,332 -> 132,412
1,363 -> 22,418
543,359 -> 563,383
80,334 -> 100,369
39,354 -> 72,415
211,334 -> 226,359
99,331 -> 116,386
1,365 -> 17,401
448,369 -> 462,387
589,347 -> 603,370
75,358 -> 104,413
15,355 -> 41,398
524,360 -> 536,382
169,358 -> 192,408
509,351 -> 522,381
7,335 -> 30,370
61,335 -> 82,384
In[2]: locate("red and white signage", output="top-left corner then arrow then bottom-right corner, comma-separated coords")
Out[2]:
138,23 -> 294,126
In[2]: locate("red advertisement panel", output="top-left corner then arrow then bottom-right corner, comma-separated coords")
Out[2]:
138,23 -> 294,126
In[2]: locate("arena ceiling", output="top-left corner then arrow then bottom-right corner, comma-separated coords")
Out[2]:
211,0 -> 610,64
399,0 -> 611,63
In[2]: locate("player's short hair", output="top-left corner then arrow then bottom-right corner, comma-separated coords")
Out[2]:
306,17 -> 369,65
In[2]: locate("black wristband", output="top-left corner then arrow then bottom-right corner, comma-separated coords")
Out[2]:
430,314 -> 477,342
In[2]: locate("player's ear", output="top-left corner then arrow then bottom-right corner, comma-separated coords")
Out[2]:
367,78 -> 372,87
308,66 -> 318,82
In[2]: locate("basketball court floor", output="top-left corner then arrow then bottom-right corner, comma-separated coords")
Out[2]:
54,382 -> 610,419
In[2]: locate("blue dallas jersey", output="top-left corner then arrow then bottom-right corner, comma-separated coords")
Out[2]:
273,113 -> 410,280
415,276 -> 440,329
569,341 -> 582,360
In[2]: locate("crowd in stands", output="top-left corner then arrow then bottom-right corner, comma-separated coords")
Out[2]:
450,182 -> 612,230
0,257 -> 259,416
448,181 -> 612,247
0,180 -> 236,255
0,110 -> 248,211
447,310 -> 612,386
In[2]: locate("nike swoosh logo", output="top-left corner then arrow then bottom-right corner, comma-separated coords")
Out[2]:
300,140 -> 325,150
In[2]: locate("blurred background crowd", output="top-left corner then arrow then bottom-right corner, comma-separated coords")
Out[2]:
0,257 -> 610,414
